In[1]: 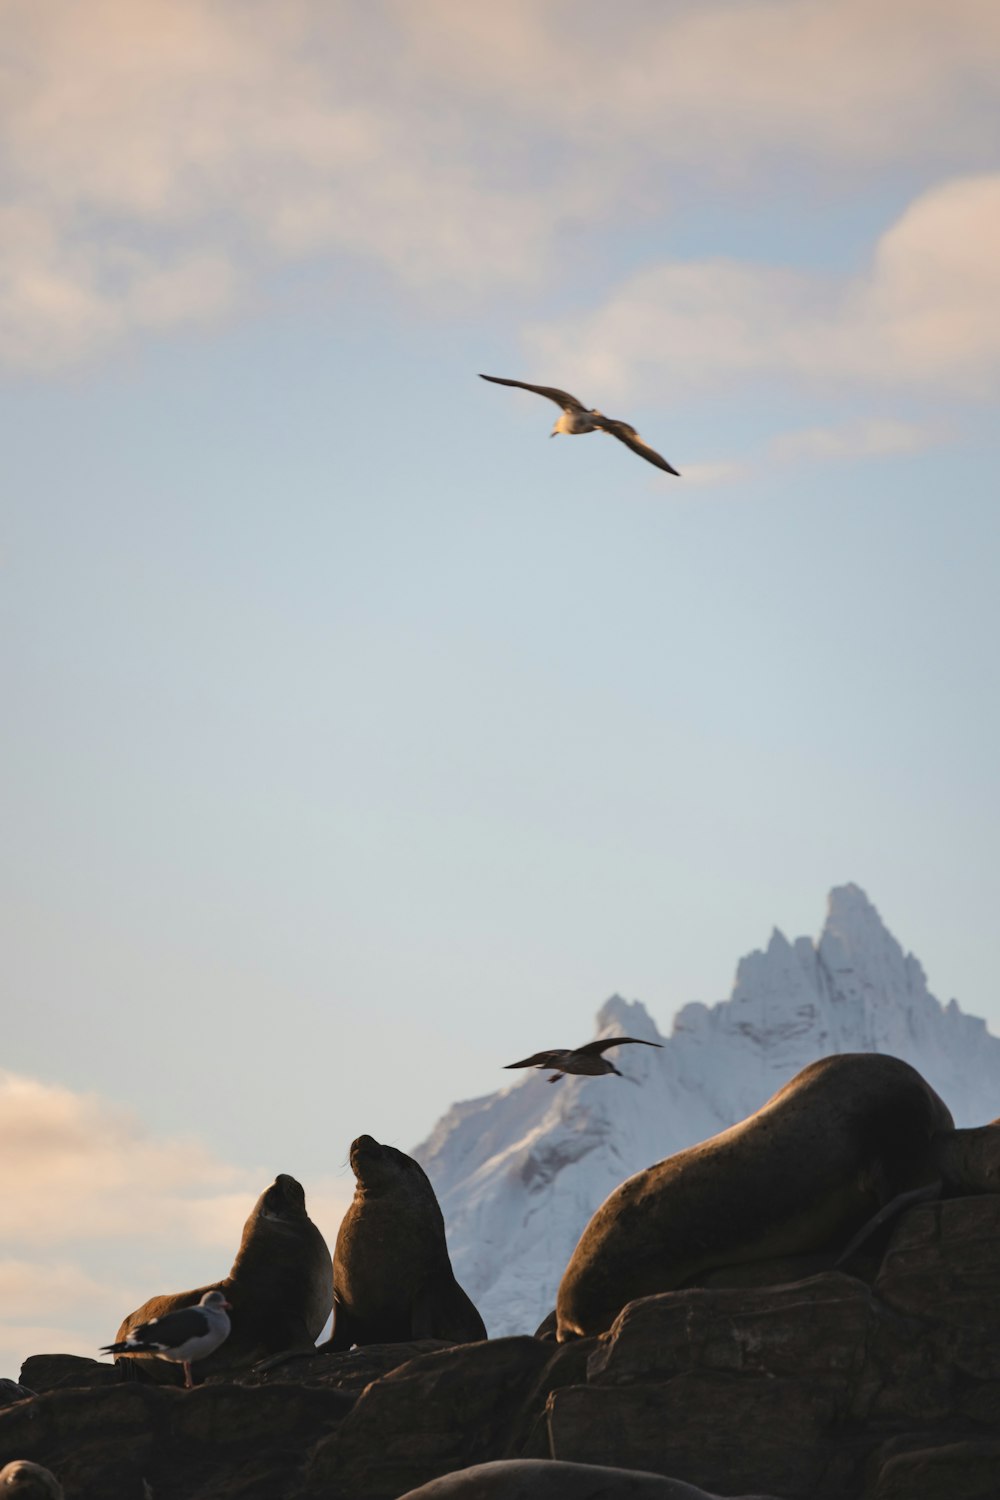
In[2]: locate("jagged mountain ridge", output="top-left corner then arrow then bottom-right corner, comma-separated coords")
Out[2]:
414,884 -> 1000,1337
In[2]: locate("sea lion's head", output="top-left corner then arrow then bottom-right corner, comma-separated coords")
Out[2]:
258,1174 -> 309,1223
0,1460 -> 64,1498
349,1135 -> 434,1199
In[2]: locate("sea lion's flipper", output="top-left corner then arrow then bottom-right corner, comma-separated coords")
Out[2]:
411,1270 -> 487,1344
533,1308 -> 558,1341
835,1178 -> 944,1268
323,1294 -> 360,1352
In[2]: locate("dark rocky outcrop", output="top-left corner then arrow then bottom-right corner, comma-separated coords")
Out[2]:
1,1195 -> 998,1499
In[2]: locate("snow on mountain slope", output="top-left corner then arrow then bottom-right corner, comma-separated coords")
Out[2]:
413,884 -> 1000,1337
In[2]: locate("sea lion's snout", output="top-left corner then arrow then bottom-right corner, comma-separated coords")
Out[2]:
262,1175 -> 306,1219
349,1135 -> 383,1175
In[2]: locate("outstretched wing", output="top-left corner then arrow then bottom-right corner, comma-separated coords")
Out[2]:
574,1037 -> 664,1057
479,375 -> 587,413
596,417 -> 680,475
505,1049 -> 564,1069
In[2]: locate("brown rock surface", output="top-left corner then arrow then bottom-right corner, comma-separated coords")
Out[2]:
247,1339 -> 454,1394
869,1438 -> 1000,1499
296,1336 -> 593,1500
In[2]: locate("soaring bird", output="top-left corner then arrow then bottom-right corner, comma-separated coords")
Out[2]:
479,375 -> 680,476
505,1036 -> 664,1083
100,1289 -> 231,1389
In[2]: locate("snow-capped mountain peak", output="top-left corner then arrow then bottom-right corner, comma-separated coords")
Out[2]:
414,886 -> 1000,1337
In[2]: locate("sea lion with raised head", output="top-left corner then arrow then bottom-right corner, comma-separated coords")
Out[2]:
114,1173 -> 332,1382
323,1135 -> 486,1349
557,1052 -> 1000,1340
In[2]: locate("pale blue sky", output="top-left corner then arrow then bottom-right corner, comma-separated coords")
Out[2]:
1,0 -> 999,1370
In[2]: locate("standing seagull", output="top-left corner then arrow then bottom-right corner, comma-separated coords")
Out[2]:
505,1036 -> 663,1083
100,1289 -> 231,1389
479,375 -> 680,476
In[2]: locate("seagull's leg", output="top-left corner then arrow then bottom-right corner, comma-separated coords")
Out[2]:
548,1074 -> 564,1083
183,1361 -> 194,1389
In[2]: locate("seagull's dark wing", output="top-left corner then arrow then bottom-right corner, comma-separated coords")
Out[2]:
103,1305 -> 210,1353
595,417 -> 680,475
479,375 -> 587,413
505,1049 -> 564,1069
574,1037 -> 665,1057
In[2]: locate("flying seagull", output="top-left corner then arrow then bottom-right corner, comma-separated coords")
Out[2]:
100,1289 -> 232,1389
505,1036 -> 664,1083
479,375 -> 680,476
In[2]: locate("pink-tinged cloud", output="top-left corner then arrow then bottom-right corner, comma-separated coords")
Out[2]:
396,0 -> 1000,163
2,0 -> 999,369
0,1070 -> 351,1245
527,176 -> 1000,402
679,418 -> 942,490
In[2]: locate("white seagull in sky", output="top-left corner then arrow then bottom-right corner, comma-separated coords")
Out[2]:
479,374 -> 680,476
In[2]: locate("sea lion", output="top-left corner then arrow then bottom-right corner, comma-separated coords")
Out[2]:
396,1458 -> 782,1499
0,1461 -> 64,1498
115,1173 -> 332,1382
556,1052 -> 1000,1340
324,1135 -> 486,1349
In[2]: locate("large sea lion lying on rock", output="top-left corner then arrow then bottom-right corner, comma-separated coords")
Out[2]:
557,1052 -> 1000,1340
114,1174 -> 332,1382
323,1135 -> 486,1349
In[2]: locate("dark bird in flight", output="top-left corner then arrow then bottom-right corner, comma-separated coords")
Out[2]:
100,1289 -> 232,1389
505,1036 -> 664,1083
479,374 -> 680,476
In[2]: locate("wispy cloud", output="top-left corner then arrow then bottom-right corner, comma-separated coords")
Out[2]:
767,418 -> 940,464
528,176 -> 1000,402
0,0 -> 568,368
680,417 -> 943,489
0,1070 -> 247,1243
2,1 -> 999,370
401,0 -> 1000,166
